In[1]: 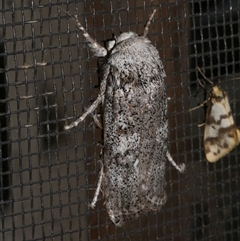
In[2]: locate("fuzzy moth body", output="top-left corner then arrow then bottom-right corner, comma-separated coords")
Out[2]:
64,9 -> 185,226
204,85 -> 240,162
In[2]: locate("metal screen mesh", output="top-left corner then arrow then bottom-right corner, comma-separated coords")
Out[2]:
0,0 -> 239,240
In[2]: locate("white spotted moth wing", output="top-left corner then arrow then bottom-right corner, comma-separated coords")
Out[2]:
204,85 -> 240,162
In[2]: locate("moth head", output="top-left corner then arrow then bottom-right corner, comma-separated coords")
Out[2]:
102,34 -> 116,52
105,39 -> 116,52
105,32 -> 137,52
211,86 -> 226,103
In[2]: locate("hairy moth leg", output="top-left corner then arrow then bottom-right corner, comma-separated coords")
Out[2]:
90,161 -> 104,209
64,63 -> 110,130
63,12 -> 111,130
64,94 -> 102,130
166,151 -> 186,173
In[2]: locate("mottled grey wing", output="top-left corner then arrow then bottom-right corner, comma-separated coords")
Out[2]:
102,37 -> 167,226
103,68 -> 143,226
137,76 -> 168,209
104,70 -> 167,225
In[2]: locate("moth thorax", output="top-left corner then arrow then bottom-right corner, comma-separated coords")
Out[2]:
106,39 -> 116,51
212,86 -> 226,100
115,32 -> 137,44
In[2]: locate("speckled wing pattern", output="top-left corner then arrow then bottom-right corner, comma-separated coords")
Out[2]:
64,10 -> 185,227
204,86 -> 240,162
103,35 -> 168,226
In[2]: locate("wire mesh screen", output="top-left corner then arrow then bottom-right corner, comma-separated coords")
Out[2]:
0,0 -> 240,240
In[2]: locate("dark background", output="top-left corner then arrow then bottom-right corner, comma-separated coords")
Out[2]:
0,0 -> 239,240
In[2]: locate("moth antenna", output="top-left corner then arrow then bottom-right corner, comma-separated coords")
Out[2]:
196,67 -> 214,85
142,9 -> 156,37
58,6 -> 107,57
89,161 -> 104,209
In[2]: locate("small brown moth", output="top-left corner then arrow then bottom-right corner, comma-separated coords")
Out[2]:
191,67 -> 240,162
204,85 -> 240,162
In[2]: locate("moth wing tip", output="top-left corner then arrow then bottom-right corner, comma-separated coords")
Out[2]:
205,142 -> 238,162
236,129 -> 240,143
206,154 -> 220,163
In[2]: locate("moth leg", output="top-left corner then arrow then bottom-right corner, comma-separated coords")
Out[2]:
64,65 -> 110,130
198,122 -> 205,128
91,113 -> 103,129
188,98 -> 208,112
90,161 -> 104,209
142,9 -> 156,37
64,94 -> 103,130
166,151 -> 185,173
196,66 -> 213,85
73,14 -> 107,57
